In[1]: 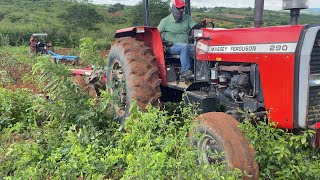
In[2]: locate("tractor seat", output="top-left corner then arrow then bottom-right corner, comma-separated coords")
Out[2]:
162,41 -> 181,59
163,43 -> 194,59
161,33 -> 181,60
165,51 -> 180,59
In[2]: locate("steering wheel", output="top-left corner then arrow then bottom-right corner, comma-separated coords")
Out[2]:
188,20 -> 214,43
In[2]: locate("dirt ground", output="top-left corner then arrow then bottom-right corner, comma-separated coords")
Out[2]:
0,62 -> 41,93
1,48 -> 109,93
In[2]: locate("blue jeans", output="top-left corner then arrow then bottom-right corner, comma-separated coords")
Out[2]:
168,43 -> 195,75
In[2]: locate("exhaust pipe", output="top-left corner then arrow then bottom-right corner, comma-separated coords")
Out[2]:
283,0 -> 308,25
253,0 -> 264,27
143,0 -> 150,26
185,0 -> 191,15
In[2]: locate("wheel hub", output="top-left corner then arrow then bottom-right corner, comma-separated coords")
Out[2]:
110,60 -> 127,117
199,134 -> 225,164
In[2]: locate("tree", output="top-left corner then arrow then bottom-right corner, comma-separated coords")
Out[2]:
107,7 -> 117,14
107,3 -> 125,14
59,3 -> 103,30
128,0 -> 170,26
113,3 -> 125,11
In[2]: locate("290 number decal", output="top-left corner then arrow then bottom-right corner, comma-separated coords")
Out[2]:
270,45 -> 288,51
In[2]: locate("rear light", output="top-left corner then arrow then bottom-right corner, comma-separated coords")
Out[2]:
136,27 -> 145,33
194,29 -> 204,38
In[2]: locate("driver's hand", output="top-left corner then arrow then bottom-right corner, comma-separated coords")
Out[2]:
202,18 -> 213,24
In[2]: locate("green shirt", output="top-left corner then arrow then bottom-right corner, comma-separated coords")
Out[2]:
157,14 -> 196,44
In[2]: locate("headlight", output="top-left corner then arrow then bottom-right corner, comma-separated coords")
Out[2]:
309,74 -> 320,87
193,29 -> 204,38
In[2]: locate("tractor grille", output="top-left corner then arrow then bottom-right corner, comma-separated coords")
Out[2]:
310,35 -> 320,74
307,31 -> 320,123
308,86 -> 320,123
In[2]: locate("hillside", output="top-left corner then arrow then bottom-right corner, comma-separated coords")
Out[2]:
0,0 -> 319,48
193,7 -> 320,28
0,0 -> 130,48
304,8 -> 320,15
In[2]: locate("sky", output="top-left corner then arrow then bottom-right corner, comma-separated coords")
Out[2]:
92,0 -> 320,10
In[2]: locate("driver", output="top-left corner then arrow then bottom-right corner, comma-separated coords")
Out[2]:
29,35 -> 36,46
157,0 -> 196,81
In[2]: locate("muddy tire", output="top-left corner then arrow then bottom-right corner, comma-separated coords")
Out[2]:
192,112 -> 259,180
106,37 -> 161,124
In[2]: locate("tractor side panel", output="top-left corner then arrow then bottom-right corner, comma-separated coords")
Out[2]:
196,25 -> 304,129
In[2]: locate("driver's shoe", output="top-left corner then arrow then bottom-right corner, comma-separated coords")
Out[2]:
185,70 -> 194,80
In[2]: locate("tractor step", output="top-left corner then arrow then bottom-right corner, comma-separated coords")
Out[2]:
166,81 -> 190,91
184,90 -> 216,113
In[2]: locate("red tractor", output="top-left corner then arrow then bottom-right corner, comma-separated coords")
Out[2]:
76,0 -> 320,178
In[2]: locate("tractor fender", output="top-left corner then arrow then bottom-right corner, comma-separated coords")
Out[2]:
114,26 -> 166,85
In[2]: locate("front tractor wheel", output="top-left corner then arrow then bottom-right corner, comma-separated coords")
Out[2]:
192,112 -> 259,179
106,37 -> 161,124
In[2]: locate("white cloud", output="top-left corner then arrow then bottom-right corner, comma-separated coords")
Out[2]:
93,0 -> 320,10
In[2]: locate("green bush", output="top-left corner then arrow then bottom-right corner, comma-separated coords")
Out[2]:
0,88 -> 36,130
0,56 -> 241,179
239,114 -> 320,179
114,103 -> 242,179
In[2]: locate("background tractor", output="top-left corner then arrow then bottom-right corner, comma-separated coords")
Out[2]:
104,0 -> 320,178
29,33 -> 53,54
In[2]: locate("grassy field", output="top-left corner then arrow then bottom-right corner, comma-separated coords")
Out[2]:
1,0 -> 320,179
0,45 -> 319,179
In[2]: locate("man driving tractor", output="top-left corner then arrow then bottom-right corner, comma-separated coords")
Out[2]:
157,0 -> 196,81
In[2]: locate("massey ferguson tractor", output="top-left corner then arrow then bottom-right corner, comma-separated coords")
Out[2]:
94,0 -> 320,178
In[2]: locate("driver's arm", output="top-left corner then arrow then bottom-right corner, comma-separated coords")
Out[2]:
189,18 -> 196,29
157,19 -> 166,34
186,16 -> 197,33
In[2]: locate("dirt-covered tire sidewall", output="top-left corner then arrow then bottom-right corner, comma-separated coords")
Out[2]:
106,37 -> 161,124
106,47 -> 131,122
192,112 -> 259,180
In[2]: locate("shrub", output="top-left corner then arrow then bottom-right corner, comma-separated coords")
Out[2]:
113,103 -> 242,179
239,114 -> 320,179
0,56 -> 241,179
0,88 -> 36,130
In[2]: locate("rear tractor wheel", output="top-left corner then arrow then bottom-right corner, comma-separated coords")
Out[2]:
192,112 -> 259,179
106,37 -> 161,125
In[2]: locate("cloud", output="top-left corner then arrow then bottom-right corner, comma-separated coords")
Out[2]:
92,0 -> 320,10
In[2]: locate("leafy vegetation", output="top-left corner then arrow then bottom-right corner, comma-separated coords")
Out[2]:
0,0 -> 319,48
60,3 -> 103,31
0,44 -> 319,179
129,0 -> 170,26
0,47 -> 241,179
239,114 -> 320,179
